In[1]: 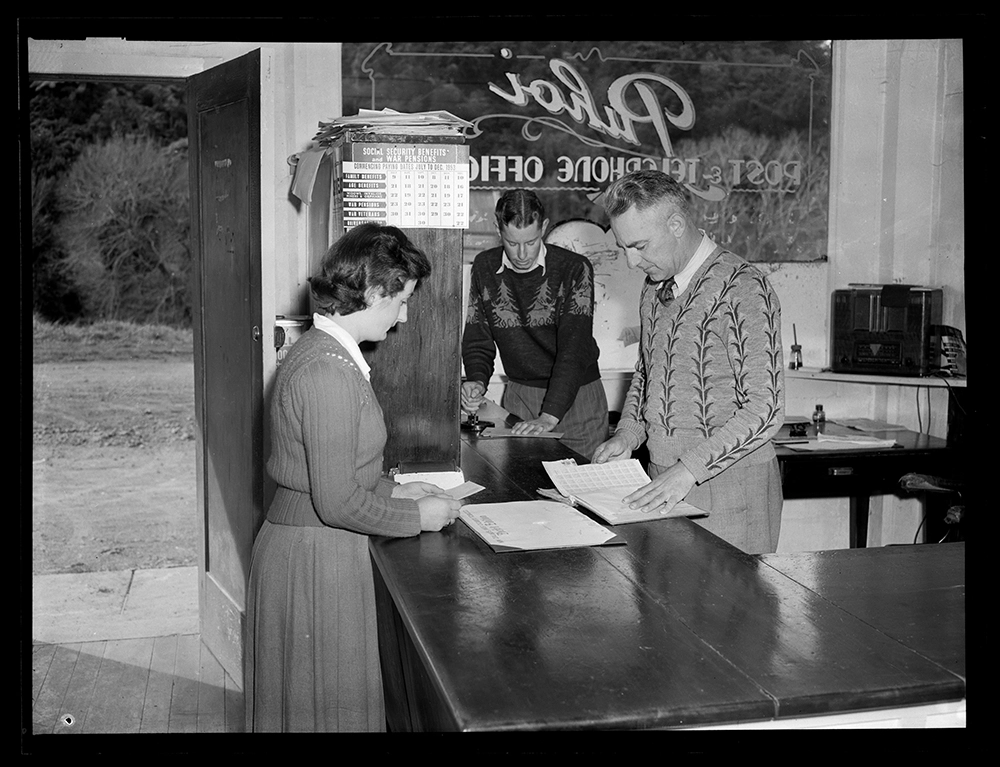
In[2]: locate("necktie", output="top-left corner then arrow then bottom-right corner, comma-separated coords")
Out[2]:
656,278 -> 676,306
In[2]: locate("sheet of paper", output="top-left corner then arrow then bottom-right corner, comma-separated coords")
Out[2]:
394,470 -> 466,490
445,482 -> 486,500
834,418 -> 908,432
787,434 -> 897,451
459,501 -> 620,553
542,458 -> 651,497
479,427 -> 564,439
535,487 -> 575,505
289,146 -> 326,204
818,433 -> 898,447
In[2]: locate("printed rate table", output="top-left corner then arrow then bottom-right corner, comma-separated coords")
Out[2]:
342,143 -> 469,229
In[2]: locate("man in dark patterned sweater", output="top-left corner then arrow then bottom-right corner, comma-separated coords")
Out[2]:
462,189 -> 609,459
594,170 -> 785,554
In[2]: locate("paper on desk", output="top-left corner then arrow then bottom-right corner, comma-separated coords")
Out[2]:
786,433 -> 897,450
536,487 -> 578,506
394,470 -> 466,490
459,500 -> 620,553
475,398 -> 512,422
834,417 -> 908,432
479,427 -> 565,439
542,458 -> 651,497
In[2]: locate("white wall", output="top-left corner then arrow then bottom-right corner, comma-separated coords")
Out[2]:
772,39 -> 964,551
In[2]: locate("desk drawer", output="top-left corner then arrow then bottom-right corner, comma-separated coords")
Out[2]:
777,450 -> 956,499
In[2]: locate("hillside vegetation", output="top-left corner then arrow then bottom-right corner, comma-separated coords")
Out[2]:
31,316 -> 193,363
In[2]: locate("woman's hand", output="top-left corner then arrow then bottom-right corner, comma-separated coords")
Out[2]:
417,494 -> 463,532
392,481 -> 445,499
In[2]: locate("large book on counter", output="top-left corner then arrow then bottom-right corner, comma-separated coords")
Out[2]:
541,458 -> 709,526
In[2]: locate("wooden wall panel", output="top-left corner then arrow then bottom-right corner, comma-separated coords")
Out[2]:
364,228 -> 464,471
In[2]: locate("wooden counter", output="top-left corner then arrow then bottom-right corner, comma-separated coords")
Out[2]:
759,543 -> 965,680
370,436 -> 965,731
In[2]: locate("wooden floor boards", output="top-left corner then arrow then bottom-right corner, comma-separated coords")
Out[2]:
30,634 -> 243,735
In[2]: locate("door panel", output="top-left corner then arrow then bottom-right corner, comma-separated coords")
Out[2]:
187,49 -> 263,686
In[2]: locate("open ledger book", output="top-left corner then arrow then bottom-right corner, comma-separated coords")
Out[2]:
541,459 -> 709,525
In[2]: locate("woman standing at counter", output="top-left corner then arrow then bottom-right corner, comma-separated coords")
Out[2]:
244,223 -> 463,732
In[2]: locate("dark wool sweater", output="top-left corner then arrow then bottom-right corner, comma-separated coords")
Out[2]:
462,244 -> 601,420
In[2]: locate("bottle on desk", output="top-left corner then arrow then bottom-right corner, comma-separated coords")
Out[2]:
789,343 -> 803,370
812,404 -> 827,433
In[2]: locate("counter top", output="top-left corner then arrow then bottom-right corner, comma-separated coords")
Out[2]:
370,437 -> 966,731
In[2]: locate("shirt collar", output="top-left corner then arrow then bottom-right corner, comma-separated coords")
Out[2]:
312,312 -> 371,381
497,241 -> 547,275
670,231 -> 716,296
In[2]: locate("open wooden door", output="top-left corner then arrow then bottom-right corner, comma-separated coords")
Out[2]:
187,49 -> 264,686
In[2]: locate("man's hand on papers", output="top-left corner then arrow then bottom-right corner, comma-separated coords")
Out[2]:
511,412 -> 560,436
623,462 -> 696,515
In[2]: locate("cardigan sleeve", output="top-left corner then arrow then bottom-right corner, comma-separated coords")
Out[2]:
461,255 -> 498,388
677,267 -> 785,483
614,281 -> 651,450
295,360 -> 421,537
540,257 -> 597,420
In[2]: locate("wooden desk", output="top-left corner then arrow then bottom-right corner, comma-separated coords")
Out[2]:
370,436 -> 965,731
773,424 -> 958,547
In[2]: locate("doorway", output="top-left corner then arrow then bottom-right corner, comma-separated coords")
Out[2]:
29,77 -> 200,641
26,42 -> 268,733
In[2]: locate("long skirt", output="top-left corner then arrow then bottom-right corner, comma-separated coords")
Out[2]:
650,458 -> 783,554
243,519 -> 385,732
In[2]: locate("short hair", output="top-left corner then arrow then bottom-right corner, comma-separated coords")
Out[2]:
309,222 -> 431,316
603,170 -> 692,219
495,188 -> 546,230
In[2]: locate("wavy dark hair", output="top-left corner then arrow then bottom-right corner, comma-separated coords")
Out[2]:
603,169 -> 692,219
309,223 -> 431,316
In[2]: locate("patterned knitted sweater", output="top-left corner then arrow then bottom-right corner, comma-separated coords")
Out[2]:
265,327 -> 421,536
462,244 -> 601,420
615,248 -> 784,484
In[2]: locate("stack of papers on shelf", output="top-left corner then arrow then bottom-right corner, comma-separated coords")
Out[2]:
459,501 -> 623,553
834,418 -> 908,432
314,108 -> 473,144
541,459 -> 708,526
818,433 -> 898,447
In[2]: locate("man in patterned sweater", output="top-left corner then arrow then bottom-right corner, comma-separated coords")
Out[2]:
462,189 -> 609,459
594,170 -> 785,553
